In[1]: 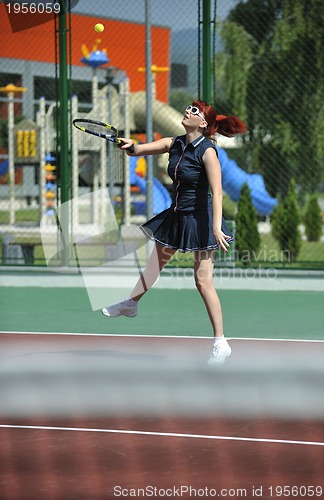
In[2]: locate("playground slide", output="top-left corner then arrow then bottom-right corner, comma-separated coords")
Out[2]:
0,159 -> 9,177
129,156 -> 172,215
132,175 -> 172,215
131,92 -> 184,137
151,177 -> 172,214
217,148 -> 278,216
131,93 -> 278,216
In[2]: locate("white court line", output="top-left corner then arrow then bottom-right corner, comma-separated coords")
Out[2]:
0,424 -> 323,447
0,331 -> 324,343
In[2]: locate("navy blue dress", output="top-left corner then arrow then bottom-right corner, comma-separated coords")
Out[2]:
140,134 -> 234,252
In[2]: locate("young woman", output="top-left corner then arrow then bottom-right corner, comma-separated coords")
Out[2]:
102,100 -> 247,365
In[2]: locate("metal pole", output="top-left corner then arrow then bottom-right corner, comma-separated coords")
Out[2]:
38,96 -> 46,219
58,0 -> 70,265
71,94 -> 79,228
8,91 -> 15,226
99,92 -> 107,231
92,69 -> 100,229
122,78 -> 131,225
92,69 -> 99,112
145,0 -> 154,220
202,0 -> 211,103
108,83 -> 114,204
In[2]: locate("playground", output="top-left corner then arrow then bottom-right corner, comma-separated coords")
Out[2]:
0,84 -> 279,268
0,76 -> 278,265
0,1 -> 282,268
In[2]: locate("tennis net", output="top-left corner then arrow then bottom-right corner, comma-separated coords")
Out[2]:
1,338 -> 323,500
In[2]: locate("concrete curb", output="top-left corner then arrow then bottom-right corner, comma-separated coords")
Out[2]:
1,266 -> 324,291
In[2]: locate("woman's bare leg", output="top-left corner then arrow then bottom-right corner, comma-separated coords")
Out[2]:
130,243 -> 177,301
194,250 -> 223,337
194,250 -> 231,364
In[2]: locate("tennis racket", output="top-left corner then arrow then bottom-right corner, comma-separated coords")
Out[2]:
72,119 -> 135,153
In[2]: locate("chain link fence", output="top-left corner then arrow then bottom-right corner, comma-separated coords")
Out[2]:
0,0 -> 323,269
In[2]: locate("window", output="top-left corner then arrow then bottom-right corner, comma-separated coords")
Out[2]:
171,63 -> 188,88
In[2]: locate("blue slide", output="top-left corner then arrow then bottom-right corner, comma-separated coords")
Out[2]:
217,147 -> 278,216
0,159 -> 9,177
130,157 -> 171,215
129,151 -> 277,217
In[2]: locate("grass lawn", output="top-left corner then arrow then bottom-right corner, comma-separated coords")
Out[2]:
0,208 -> 323,269
169,233 -> 324,269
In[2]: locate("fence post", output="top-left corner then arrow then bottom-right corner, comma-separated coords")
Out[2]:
202,0 -> 211,103
58,0 -> 70,266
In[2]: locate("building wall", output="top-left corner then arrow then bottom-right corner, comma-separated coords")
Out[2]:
0,5 -> 171,103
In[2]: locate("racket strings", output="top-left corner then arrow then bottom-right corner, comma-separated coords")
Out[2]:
83,123 -> 116,137
73,120 -> 118,139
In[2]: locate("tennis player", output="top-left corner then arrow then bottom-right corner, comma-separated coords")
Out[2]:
102,101 -> 247,365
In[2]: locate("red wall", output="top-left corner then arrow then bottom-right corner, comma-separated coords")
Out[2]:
0,5 -> 171,102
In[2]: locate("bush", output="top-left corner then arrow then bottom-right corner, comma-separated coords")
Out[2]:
271,196 -> 284,241
272,178 -> 301,261
304,194 -> 322,242
235,183 -> 260,263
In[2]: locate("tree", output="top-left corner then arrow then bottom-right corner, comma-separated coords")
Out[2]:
304,195 -> 322,242
217,0 -> 324,196
272,178 -> 301,261
169,90 -> 195,114
235,183 -> 261,263
271,196 -> 284,241
228,0 -> 283,45
216,21 -> 253,122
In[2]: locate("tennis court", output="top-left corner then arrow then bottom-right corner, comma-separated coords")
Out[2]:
1,283 -> 324,500
1,0 -> 324,497
1,285 -> 324,339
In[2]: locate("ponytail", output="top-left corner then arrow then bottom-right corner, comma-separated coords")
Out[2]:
213,114 -> 247,138
192,100 -> 247,139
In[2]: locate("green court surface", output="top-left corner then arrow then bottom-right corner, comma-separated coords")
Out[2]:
1,287 -> 323,340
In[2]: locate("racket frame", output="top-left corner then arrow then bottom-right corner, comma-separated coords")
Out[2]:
72,119 -> 120,142
73,118 -> 135,153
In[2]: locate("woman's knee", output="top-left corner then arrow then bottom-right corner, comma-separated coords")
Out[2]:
194,271 -> 213,293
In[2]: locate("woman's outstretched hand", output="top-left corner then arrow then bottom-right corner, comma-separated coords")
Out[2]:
213,228 -> 231,253
118,138 -> 135,154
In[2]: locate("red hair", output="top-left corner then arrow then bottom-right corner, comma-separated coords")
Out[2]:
192,100 -> 247,138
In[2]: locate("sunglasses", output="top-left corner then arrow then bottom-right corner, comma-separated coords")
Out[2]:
186,105 -> 206,121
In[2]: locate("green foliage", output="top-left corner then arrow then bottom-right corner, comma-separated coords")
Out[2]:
271,196 -> 284,241
0,116 -> 24,149
218,0 -> 324,195
0,118 -> 10,149
304,195 -> 322,242
282,179 -> 302,260
272,178 -> 302,260
235,183 -> 261,262
222,194 -> 237,220
228,0 -> 282,45
217,21 -> 253,122
169,90 -> 196,114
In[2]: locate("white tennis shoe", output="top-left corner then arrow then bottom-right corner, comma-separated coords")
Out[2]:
101,298 -> 138,318
207,338 -> 231,366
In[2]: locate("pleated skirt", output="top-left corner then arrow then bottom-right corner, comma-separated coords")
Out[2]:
140,206 -> 234,253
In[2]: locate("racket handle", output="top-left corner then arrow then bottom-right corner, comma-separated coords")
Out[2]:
118,139 -> 135,154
